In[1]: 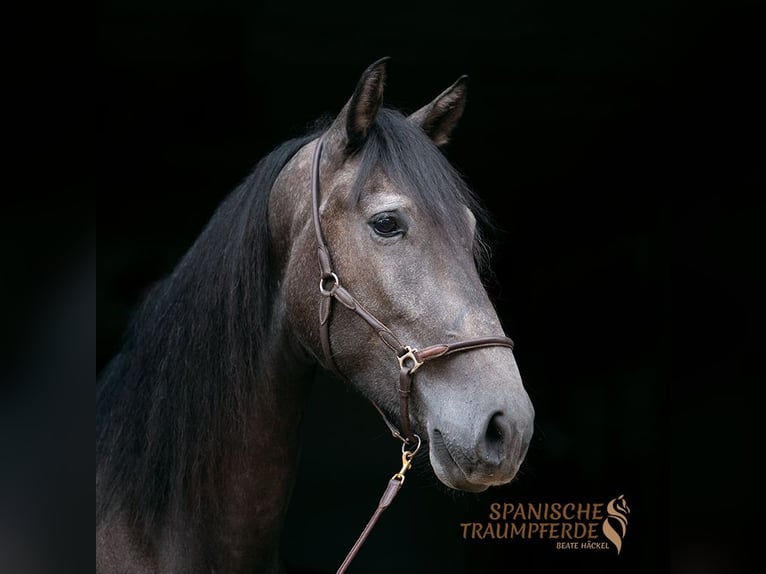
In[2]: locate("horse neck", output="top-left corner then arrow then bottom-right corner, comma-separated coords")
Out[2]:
215,146 -> 326,571
206,294 -> 314,571
208,140 -> 322,564
169,146 -> 324,572
111,246 -> 314,571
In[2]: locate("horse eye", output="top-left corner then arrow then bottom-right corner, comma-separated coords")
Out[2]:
370,214 -> 402,237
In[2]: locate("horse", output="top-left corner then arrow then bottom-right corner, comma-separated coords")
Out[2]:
96,57 -> 535,573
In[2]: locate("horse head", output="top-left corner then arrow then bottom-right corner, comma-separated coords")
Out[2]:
270,58 -> 534,493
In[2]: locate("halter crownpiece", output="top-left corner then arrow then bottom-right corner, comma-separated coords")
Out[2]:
310,134 -> 515,444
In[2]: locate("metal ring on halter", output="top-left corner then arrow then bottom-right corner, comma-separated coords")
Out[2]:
319,272 -> 339,296
402,433 -> 421,456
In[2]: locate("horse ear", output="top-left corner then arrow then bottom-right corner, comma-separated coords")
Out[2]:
408,75 -> 468,147
328,57 -> 389,153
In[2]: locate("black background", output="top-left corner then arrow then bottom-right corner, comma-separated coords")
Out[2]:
94,1 -> 763,572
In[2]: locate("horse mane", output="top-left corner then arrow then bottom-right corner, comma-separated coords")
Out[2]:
350,108 -> 494,274
96,129 -> 320,535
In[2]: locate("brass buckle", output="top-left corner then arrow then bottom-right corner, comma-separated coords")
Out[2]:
397,346 -> 423,374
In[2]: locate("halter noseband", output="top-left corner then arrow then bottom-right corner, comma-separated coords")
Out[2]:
311,135 -> 515,445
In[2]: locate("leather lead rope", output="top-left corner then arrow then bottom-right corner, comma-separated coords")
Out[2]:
310,135 -> 516,572
336,437 -> 421,574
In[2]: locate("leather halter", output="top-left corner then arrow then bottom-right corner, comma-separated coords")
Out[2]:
311,135 -> 515,445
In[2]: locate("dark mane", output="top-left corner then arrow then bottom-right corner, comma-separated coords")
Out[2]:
351,108 -> 493,272
96,131 -> 318,534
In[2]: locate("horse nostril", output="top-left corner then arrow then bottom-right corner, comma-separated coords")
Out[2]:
485,411 -> 506,461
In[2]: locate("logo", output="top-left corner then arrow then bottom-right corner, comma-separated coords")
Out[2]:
602,495 -> 630,555
460,494 -> 630,554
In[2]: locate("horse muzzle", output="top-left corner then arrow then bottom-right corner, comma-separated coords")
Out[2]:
425,394 -> 534,492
